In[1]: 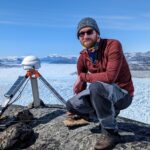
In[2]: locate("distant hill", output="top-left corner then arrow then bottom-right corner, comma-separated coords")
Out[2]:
0,52 -> 150,70
41,55 -> 77,64
125,51 -> 150,70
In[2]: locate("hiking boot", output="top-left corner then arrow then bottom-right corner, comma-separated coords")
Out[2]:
94,131 -> 121,150
63,117 -> 89,127
64,112 -> 90,126
66,111 -> 90,121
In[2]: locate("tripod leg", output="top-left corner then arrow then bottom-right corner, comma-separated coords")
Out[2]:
0,100 -> 11,117
4,76 -> 27,99
30,77 -> 42,108
2,76 -> 27,108
39,75 -> 66,106
1,98 -> 10,108
1,76 -> 28,117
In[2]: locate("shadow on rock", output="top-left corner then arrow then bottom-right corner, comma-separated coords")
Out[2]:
11,132 -> 39,150
31,109 -> 66,128
118,122 -> 150,143
90,121 -> 150,144
118,122 -> 150,136
90,125 -> 101,133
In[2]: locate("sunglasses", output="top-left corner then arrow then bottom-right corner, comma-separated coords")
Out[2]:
79,29 -> 94,37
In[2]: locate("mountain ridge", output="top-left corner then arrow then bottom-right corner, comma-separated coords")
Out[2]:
0,51 -> 150,70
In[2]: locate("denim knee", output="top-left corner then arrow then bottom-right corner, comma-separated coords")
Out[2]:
89,82 -> 103,92
66,101 -> 74,112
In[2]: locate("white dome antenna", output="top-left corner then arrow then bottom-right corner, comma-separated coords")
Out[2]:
22,55 -> 41,70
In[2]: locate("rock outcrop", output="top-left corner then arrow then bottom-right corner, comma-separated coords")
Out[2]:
0,105 -> 150,150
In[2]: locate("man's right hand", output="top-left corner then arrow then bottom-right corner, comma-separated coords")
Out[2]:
73,76 -> 85,94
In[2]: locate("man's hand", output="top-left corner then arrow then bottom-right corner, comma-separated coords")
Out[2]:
73,76 -> 84,94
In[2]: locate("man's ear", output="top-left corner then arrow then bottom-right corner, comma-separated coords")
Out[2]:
97,35 -> 100,42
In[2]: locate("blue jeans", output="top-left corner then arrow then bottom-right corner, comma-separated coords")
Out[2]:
66,81 -> 133,130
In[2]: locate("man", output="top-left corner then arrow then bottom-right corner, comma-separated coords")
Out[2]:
66,17 -> 134,150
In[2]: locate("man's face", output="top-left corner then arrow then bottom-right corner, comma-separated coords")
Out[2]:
78,27 -> 98,48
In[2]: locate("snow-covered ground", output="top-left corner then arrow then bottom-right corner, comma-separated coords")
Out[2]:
0,64 -> 149,124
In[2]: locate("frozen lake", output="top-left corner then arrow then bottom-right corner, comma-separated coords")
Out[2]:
0,64 -> 150,124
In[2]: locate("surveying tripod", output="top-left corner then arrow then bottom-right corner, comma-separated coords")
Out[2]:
0,69 -> 66,117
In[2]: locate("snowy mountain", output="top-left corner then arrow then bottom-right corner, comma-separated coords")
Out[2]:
41,55 -> 77,64
125,51 -> 150,70
0,55 -> 77,67
0,51 -> 150,70
0,56 -> 23,67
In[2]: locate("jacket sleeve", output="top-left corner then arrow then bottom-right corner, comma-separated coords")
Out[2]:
77,55 -> 88,90
79,40 -> 123,83
77,55 -> 88,75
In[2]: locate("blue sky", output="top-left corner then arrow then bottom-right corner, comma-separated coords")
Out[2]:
0,0 -> 150,57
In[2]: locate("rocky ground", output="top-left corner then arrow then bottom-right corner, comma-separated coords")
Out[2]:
0,104 -> 150,150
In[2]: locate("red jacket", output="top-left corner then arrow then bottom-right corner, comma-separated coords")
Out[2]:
77,39 -> 134,96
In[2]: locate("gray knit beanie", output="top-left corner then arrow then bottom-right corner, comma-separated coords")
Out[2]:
77,17 -> 100,38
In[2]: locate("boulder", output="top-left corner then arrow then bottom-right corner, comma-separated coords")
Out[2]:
0,122 -> 34,150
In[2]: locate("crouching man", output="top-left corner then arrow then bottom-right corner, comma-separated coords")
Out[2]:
65,17 -> 134,150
